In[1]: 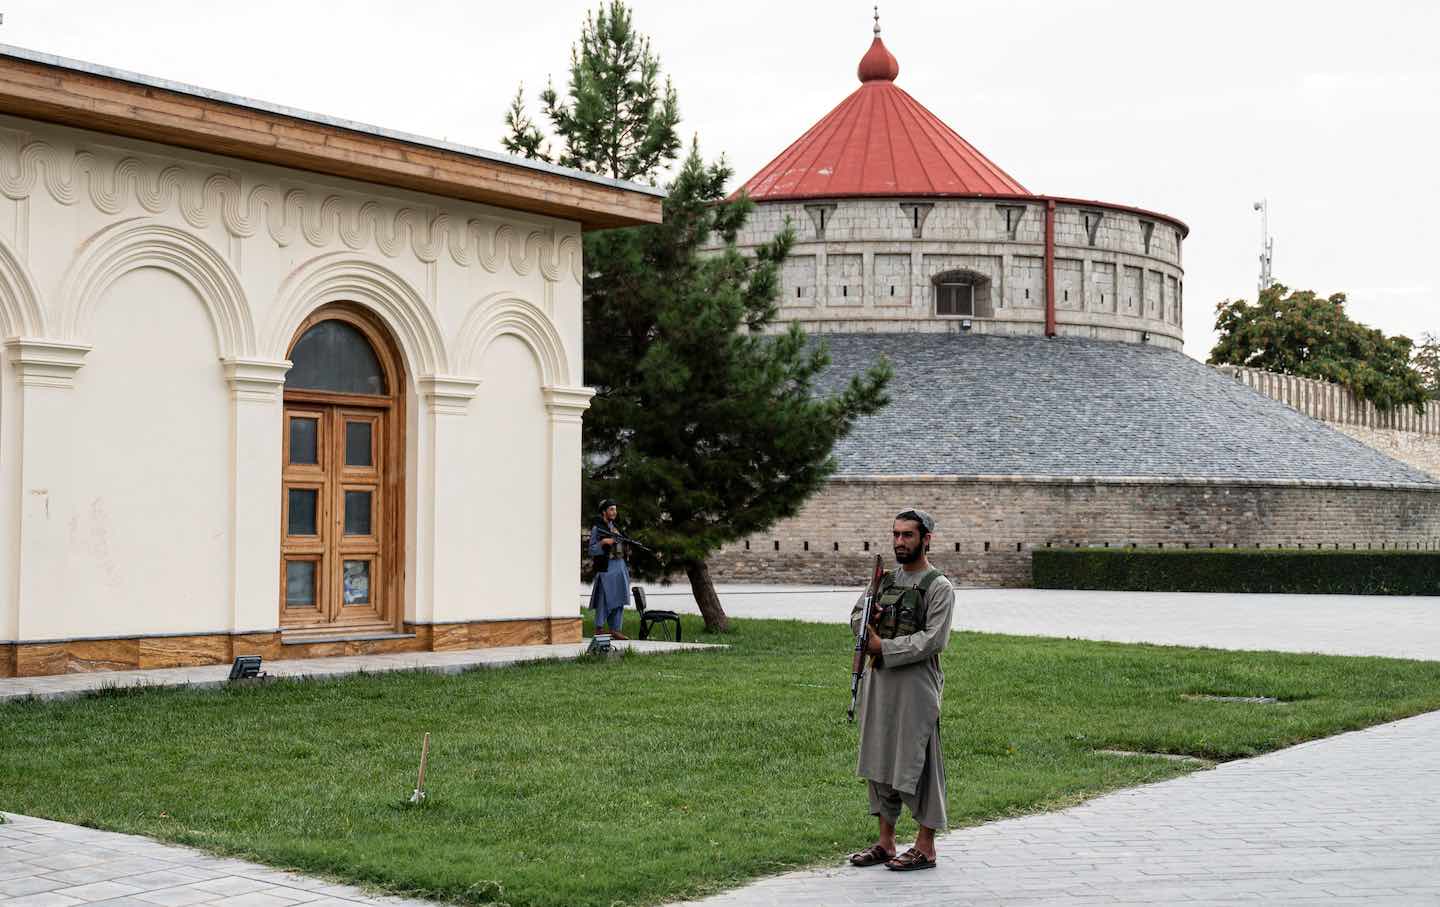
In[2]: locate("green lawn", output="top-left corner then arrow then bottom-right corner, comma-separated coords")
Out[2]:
3,611 -> 1440,907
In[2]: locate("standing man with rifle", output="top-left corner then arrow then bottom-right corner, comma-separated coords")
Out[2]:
847,509 -> 956,872
588,499 -> 631,640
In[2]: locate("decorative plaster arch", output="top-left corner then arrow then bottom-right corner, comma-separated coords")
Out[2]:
0,237 -> 45,338
456,293 -> 571,387
59,218 -> 255,357
267,253 -> 448,376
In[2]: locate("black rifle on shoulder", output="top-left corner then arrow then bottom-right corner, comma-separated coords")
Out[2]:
848,554 -> 886,722
595,526 -> 655,554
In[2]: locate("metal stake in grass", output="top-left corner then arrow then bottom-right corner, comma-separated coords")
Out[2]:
409,732 -> 431,805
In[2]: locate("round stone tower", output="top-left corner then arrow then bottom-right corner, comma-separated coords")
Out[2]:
725,17 -> 1188,351
704,16 -> 1440,587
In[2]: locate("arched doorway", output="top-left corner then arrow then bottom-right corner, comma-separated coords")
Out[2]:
280,305 -> 405,634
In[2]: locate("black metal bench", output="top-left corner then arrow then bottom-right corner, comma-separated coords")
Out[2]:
631,586 -> 681,642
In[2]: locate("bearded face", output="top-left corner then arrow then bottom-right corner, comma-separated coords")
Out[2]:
892,518 -> 928,564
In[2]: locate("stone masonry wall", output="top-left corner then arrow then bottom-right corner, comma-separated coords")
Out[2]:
707,477 -> 1440,587
1330,426 -> 1440,481
721,197 -> 1186,350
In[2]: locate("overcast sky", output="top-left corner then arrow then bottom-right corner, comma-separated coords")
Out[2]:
4,0 -> 1435,361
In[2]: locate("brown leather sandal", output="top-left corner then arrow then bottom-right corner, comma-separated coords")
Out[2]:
885,848 -> 937,871
847,843 -> 895,867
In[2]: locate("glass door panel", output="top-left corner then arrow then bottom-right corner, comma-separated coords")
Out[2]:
280,313 -> 400,636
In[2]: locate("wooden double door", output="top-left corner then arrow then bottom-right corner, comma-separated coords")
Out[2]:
280,308 -> 403,634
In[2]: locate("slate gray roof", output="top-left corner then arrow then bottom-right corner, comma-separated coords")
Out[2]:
814,333 -> 1439,486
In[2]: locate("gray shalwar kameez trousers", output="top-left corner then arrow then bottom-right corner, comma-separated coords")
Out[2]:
850,567 -> 956,830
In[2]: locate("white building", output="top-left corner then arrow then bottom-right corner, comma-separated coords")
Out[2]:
0,46 -> 661,677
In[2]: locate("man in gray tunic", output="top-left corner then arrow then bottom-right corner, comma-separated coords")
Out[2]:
848,508 -> 956,871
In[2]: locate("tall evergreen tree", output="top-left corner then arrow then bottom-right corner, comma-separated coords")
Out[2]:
584,148 -> 890,631
1209,284 -> 1428,413
502,2 -> 891,630
502,0 -> 680,183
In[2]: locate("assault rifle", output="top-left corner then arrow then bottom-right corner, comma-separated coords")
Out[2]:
594,526 -> 655,554
848,554 -> 887,722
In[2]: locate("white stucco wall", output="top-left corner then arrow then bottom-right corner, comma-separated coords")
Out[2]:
0,113 -> 593,644
57,269 -> 231,640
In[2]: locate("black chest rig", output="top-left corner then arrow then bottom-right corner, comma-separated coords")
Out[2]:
873,568 -> 943,640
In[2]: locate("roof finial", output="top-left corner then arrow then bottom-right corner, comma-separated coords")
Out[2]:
857,7 -> 899,83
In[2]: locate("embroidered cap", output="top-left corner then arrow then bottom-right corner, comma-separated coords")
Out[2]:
895,508 -> 935,533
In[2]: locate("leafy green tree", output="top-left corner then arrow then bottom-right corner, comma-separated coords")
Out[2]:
502,0 -> 680,183
1413,332 -> 1440,400
1209,284 -> 1428,413
502,2 -> 890,630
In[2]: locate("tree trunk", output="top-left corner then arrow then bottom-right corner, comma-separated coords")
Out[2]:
685,560 -> 729,633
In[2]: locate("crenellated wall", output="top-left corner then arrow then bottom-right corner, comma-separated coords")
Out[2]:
722,196 -> 1186,349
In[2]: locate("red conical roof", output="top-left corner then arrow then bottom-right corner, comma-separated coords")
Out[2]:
736,28 -> 1028,201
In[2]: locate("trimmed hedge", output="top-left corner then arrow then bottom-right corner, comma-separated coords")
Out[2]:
1032,548 -> 1440,595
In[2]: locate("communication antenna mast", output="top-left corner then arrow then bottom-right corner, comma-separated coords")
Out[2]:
1252,199 -> 1274,295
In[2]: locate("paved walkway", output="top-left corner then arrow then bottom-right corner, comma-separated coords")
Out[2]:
599,584 -> 1440,660
0,639 -> 712,702
681,708 -> 1440,906
0,812 -> 430,906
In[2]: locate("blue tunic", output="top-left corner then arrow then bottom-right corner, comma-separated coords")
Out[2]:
588,522 -> 631,632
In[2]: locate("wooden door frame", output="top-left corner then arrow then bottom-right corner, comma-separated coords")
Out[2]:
280,303 -> 407,635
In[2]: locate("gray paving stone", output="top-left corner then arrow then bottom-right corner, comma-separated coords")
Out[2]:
130,884 -> 224,906
111,870 -> 215,890
26,853 -> 116,871
42,864 -> 152,886
52,880 -> 147,902
211,891 -> 312,907
4,894 -> 87,907
0,876 -> 70,897
189,876 -> 278,897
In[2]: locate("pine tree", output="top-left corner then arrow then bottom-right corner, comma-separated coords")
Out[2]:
583,148 -> 890,631
502,1 -> 680,183
502,3 -> 891,630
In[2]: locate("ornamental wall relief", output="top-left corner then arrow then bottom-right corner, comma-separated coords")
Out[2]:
0,131 -> 582,283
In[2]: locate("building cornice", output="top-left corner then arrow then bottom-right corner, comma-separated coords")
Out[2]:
748,193 -> 1189,237
0,44 -> 663,231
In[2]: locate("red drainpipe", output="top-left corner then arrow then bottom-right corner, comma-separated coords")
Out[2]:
1043,197 -> 1057,337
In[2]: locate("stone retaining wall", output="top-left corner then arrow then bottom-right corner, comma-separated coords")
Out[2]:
1330,425 -> 1440,481
706,477 -> 1440,587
